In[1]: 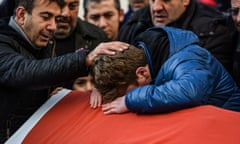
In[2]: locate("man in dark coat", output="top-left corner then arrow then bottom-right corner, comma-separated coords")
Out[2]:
0,0 -> 128,142
118,0 -> 234,74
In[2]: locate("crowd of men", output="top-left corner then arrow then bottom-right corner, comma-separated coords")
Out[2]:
0,0 -> 240,143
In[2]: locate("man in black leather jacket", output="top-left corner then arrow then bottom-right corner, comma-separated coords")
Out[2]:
0,0 -> 128,142
118,0 -> 234,75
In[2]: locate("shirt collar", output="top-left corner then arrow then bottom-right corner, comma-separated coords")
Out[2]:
9,16 -> 39,49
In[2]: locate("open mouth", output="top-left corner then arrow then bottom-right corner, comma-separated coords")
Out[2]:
41,33 -> 52,41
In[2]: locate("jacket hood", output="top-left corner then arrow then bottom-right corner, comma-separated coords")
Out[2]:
134,26 -> 199,78
160,26 -> 200,56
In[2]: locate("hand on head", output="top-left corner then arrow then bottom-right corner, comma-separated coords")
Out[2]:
86,41 -> 129,66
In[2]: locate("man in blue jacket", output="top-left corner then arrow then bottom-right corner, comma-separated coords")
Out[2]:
91,26 -> 240,115
118,0 -> 234,77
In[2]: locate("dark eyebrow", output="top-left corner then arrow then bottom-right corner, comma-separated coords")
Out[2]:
39,11 -> 54,18
39,11 -> 53,15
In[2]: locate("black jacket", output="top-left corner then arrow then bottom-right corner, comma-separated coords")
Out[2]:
118,0 -> 234,74
0,18 -> 89,142
55,18 -> 108,56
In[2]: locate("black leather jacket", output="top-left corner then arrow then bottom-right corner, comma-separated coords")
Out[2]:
118,0 -> 234,74
0,18 -> 89,142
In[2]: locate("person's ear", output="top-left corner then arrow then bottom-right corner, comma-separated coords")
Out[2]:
15,6 -> 27,25
136,66 -> 147,78
136,66 -> 151,85
119,9 -> 125,23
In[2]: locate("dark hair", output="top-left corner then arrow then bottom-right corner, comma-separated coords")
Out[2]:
17,0 -> 65,14
83,0 -> 121,15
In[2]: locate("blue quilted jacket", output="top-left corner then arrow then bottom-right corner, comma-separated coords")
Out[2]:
126,26 -> 240,113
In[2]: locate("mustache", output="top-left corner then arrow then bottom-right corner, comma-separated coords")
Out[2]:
42,30 -> 54,37
56,16 -> 71,23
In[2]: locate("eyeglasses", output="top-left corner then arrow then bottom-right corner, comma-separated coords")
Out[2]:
228,7 -> 240,16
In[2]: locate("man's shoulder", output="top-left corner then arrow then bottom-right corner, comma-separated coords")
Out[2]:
189,3 -> 231,33
193,3 -> 228,23
0,33 -> 16,45
127,5 -> 151,24
118,6 -> 152,43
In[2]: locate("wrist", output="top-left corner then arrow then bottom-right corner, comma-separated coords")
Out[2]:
86,52 -> 97,66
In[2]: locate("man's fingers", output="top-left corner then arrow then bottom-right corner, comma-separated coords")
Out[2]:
109,41 -> 129,50
103,110 -> 112,115
97,96 -> 102,107
102,103 -> 113,111
97,41 -> 129,55
102,106 -> 114,115
86,41 -> 129,66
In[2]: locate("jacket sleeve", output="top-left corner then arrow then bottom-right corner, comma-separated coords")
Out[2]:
117,6 -> 152,44
0,41 -> 88,89
125,48 -> 218,114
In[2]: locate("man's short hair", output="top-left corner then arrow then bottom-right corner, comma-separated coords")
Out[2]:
83,0 -> 121,15
17,0 -> 65,14
91,45 -> 147,102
